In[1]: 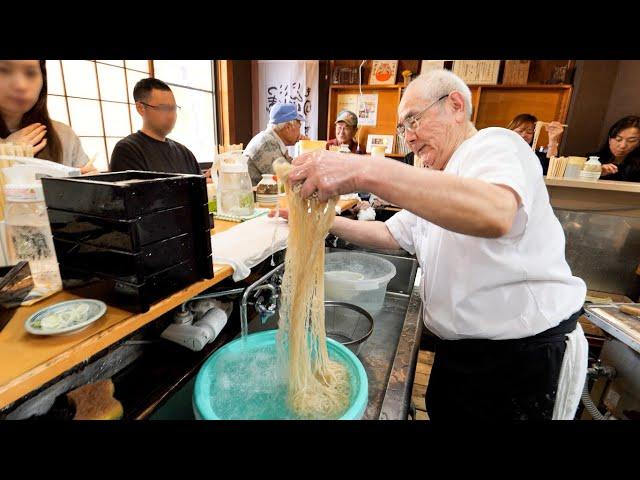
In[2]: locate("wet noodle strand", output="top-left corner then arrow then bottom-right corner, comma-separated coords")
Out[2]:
274,161 -> 350,418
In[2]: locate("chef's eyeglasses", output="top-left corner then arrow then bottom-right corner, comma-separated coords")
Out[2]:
139,102 -> 181,113
397,94 -> 448,136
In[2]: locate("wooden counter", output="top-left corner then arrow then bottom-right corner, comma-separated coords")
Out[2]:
545,177 -> 640,217
546,177 -> 640,306
545,177 -> 640,194
0,198 -> 358,410
0,257 -> 235,410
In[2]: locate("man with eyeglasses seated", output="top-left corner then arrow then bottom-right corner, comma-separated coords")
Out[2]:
280,69 -> 588,421
109,78 -> 200,175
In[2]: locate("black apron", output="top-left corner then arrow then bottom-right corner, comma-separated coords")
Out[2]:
425,309 -> 582,420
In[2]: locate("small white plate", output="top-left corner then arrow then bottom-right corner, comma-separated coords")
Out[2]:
25,299 -> 107,336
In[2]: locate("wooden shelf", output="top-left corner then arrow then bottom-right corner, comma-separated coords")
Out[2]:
468,83 -> 572,89
327,80 -> 573,159
327,83 -> 403,153
329,83 -> 571,91
469,84 -> 573,147
330,84 -> 404,90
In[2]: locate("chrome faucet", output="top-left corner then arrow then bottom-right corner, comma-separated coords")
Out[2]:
172,262 -> 284,337
252,283 -> 279,324
240,263 -> 284,338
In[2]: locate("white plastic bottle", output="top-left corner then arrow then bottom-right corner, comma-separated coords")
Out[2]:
580,156 -> 602,182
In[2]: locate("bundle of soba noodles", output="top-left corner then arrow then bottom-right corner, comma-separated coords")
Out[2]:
273,159 -> 351,419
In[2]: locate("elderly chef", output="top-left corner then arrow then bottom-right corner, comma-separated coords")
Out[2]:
283,69 -> 588,420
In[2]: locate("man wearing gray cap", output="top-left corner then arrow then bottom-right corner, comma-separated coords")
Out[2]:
244,103 -> 308,186
326,109 -> 364,154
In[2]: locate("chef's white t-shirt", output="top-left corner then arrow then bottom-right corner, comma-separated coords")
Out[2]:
385,127 -> 586,340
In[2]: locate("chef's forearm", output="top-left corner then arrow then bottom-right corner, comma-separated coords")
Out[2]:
330,216 -> 401,250
357,157 -> 518,238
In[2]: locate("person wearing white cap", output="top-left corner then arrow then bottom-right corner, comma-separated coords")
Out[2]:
326,110 -> 364,154
244,103 -> 308,186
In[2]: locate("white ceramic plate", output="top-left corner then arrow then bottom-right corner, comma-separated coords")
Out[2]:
25,299 -> 107,336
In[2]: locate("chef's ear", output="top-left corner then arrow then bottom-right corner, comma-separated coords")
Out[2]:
449,92 -> 466,123
135,102 -> 145,116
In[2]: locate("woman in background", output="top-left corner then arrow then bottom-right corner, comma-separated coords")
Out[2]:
0,60 -> 95,173
591,115 -> 640,182
507,113 -> 564,175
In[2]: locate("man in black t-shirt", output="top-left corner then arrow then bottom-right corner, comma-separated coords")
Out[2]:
109,78 -> 201,175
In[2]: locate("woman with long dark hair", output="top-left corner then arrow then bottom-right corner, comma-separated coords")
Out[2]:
506,113 -> 565,176
0,60 -> 93,171
591,115 -> 640,182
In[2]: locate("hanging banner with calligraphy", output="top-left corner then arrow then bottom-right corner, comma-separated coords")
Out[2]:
255,60 -> 319,143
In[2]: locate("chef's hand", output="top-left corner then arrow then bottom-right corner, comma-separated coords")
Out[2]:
268,207 -> 288,220
4,123 -> 48,154
601,163 -> 618,176
544,121 -> 564,144
289,150 -> 365,202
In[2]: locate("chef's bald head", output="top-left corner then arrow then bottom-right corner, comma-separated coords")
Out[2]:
403,69 -> 473,121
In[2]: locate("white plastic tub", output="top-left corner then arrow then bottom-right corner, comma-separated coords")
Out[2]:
324,251 -> 396,316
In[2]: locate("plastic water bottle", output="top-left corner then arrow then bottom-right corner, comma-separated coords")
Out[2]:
3,166 -> 62,297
